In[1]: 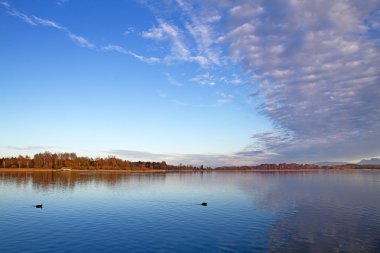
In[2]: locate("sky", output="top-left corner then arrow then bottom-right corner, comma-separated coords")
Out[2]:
0,0 -> 379,166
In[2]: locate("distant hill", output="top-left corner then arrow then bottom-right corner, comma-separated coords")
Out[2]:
358,158 -> 380,165
315,161 -> 349,166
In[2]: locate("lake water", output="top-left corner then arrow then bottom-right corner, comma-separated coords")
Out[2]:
1,170 -> 379,252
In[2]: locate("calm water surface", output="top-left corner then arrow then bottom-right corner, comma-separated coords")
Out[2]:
1,170 -> 380,252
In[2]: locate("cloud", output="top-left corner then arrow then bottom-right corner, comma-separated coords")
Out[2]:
67,32 -> 94,48
139,0 -> 380,163
164,72 -> 183,87
1,2 -> 95,49
101,44 -> 128,54
1,1 -> 37,25
109,150 -> 181,163
191,72 -> 246,87
32,16 -> 65,29
2,2 -> 161,64
123,27 -> 135,35
147,19 -> 193,63
0,1 -> 9,8
216,92 -> 234,106
108,149 -> 259,167
217,0 -> 380,162
190,72 -> 216,86
176,0 -> 222,66
1,146 -> 55,151
142,26 -> 165,40
126,51 -> 161,64
141,5 -> 222,67
101,44 -> 160,63
56,0 -> 69,7
220,74 -> 243,85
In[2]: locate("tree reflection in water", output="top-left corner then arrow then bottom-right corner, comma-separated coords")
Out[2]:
0,171 -> 167,191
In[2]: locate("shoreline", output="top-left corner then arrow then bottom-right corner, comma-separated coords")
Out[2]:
0,168 -> 168,173
0,168 -> 377,173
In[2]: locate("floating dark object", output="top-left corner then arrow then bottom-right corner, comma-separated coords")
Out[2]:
201,202 -> 207,206
35,204 -> 43,208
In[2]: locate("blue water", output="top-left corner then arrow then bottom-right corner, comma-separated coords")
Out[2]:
1,170 -> 380,252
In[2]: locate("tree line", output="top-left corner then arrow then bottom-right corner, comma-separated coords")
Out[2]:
0,151 -> 204,170
2,152 -> 378,171
216,163 -> 380,170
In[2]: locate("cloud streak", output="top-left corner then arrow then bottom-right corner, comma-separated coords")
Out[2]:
100,44 -> 160,63
142,19 -> 209,66
1,2 -> 95,48
1,2 -> 159,63
1,146 -> 55,151
141,0 -> 225,68
56,0 -> 69,7
164,72 -> 183,87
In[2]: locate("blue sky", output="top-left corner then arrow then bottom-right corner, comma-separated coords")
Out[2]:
1,0 -> 379,166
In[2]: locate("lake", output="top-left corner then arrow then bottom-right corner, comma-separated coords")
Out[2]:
0,170 -> 379,252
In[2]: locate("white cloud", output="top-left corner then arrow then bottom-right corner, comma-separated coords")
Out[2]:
0,1 -> 10,8
32,16 -> 65,30
142,19 -> 203,64
123,27 -> 135,35
67,32 -> 94,48
217,0 -> 380,162
176,0 -> 222,66
1,145 -> 56,151
140,0 -> 380,163
142,26 -> 164,40
191,72 -> 216,86
101,44 -> 161,63
205,15 -> 221,23
159,20 -> 191,61
126,51 -> 161,64
2,3 -> 37,25
101,44 -> 127,54
191,72 -> 244,87
220,74 -> 243,85
229,3 -> 263,18
164,72 -> 183,87
141,0 -> 224,67
2,3 -> 95,49
2,3 -> 164,65
217,92 -> 234,106
56,0 -> 69,7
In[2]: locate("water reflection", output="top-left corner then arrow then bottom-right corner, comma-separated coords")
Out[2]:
226,171 -> 380,253
0,171 -> 168,190
1,170 -> 379,253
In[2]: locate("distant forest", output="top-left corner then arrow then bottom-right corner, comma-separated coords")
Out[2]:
1,152 -> 379,170
0,152 -> 185,170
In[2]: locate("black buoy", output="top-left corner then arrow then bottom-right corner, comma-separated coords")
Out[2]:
201,202 -> 207,206
35,204 -> 43,208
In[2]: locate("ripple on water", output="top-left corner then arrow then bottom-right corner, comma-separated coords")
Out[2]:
1,171 -> 380,252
